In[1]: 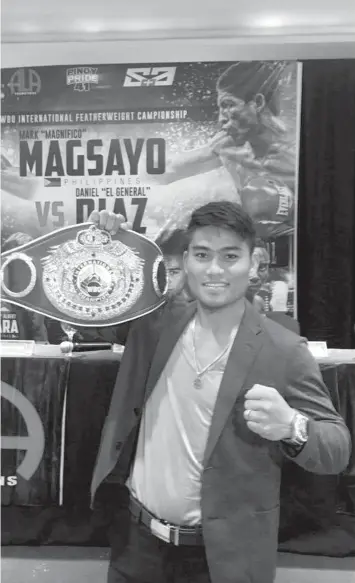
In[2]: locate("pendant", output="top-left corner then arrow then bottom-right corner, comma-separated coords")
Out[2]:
194,376 -> 202,389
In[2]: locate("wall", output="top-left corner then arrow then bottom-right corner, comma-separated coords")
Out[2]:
2,34 -> 355,68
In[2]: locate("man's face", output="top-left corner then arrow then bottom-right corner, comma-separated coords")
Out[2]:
217,91 -> 261,142
183,226 -> 253,310
248,247 -> 270,293
165,256 -> 185,295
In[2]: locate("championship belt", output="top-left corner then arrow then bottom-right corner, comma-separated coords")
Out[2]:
0,224 -> 168,327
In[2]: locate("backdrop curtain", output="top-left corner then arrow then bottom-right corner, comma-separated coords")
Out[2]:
297,59 -> 355,348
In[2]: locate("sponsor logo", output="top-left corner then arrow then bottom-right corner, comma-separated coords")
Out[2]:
66,67 -> 99,92
8,69 -> 41,96
0,309 -> 20,339
1,381 -> 45,481
275,184 -> 292,217
123,67 -> 176,87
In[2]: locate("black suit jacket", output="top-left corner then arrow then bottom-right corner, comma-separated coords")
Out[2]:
91,300 -> 351,583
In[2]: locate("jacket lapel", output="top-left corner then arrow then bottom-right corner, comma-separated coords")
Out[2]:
143,301 -> 197,405
203,301 -> 264,466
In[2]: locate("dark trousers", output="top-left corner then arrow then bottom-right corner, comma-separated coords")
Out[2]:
107,508 -> 211,583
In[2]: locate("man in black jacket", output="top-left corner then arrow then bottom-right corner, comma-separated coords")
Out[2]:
89,203 -> 351,583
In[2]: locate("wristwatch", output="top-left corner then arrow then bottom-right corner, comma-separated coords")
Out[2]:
287,411 -> 309,446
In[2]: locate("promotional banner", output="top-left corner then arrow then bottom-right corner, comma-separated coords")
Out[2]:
1,358 -> 67,506
1,61 -> 301,325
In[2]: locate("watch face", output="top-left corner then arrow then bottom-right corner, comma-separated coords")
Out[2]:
296,415 -> 309,442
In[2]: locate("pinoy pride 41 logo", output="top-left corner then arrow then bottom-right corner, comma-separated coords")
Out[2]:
66,67 -> 99,92
123,67 -> 176,87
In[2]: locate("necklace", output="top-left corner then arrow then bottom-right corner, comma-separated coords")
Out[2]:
191,318 -> 237,389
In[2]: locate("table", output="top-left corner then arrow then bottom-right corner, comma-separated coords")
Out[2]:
1,346 -> 355,555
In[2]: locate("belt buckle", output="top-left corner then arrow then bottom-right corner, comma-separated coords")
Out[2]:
150,518 -> 180,546
150,518 -> 171,543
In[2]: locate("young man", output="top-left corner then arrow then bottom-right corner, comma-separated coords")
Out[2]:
89,203 -> 351,583
155,228 -> 191,303
246,243 -> 271,308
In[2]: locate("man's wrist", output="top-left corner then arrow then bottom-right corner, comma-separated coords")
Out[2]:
282,408 -> 297,441
283,410 -> 309,446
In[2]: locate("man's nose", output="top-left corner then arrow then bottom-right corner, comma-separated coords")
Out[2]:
206,257 -> 224,274
218,110 -> 228,123
249,275 -> 260,284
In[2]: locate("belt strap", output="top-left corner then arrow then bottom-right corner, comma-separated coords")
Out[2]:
129,495 -> 204,546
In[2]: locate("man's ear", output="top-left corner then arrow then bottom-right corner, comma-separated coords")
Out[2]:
254,93 -> 266,112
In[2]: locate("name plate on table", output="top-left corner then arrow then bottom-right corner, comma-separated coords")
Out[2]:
0,340 -> 35,357
307,341 -> 329,358
0,223 -> 168,327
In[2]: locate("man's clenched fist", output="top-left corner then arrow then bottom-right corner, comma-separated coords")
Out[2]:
244,384 -> 295,441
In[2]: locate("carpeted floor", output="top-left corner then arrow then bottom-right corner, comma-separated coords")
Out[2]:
1,548 -> 355,583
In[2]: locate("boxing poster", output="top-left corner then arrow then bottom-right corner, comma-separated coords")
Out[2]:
1,61 -> 301,327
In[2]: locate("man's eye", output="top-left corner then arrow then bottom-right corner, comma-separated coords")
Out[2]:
168,269 -> 181,276
196,252 -> 208,259
225,254 -> 238,260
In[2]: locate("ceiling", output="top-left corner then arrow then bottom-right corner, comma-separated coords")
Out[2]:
2,0 -> 355,43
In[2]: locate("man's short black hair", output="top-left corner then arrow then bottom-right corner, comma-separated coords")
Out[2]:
186,201 -> 256,253
155,229 -> 189,258
217,61 -> 286,116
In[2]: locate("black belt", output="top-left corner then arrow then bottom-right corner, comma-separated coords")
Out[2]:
129,495 -> 204,546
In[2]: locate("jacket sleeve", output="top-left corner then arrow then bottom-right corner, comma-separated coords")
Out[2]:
281,339 -> 352,475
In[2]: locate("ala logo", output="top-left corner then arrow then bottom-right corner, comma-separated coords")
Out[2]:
123,67 -> 176,88
66,67 -> 99,92
1,381 -> 45,481
8,68 -> 41,96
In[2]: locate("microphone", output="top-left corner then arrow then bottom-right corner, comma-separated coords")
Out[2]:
60,341 -> 112,354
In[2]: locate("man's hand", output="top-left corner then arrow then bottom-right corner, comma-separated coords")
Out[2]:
209,133 -> 261,169
208,131 -> 239,155
88,210 -> 132,235
244,384 -> 295,441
